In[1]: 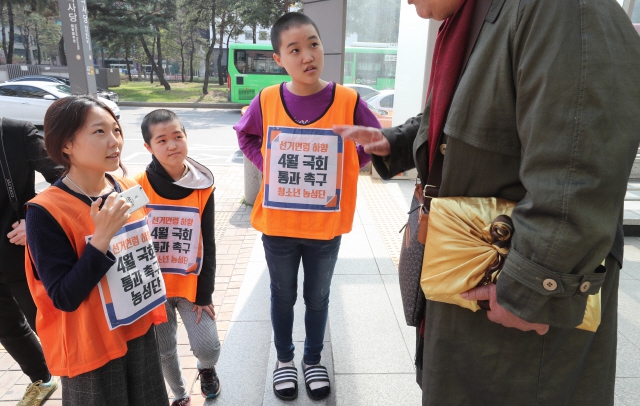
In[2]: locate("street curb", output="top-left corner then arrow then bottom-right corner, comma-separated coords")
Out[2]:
119,101 -> 245,109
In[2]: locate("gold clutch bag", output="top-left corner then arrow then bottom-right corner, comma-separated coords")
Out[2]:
420,197 -> 601,332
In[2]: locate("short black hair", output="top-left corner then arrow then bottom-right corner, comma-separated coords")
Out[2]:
141,109 -> 186,144
271,12 -> 321,55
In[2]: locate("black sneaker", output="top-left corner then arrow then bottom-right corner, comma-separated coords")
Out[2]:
198,366 -> 221,399
170,396 -> 191,406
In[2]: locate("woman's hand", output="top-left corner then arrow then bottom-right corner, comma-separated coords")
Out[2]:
7,220 -> 26,246
333,125 -> 391,157
192,304 -> 216,324
89,192 -> 131,254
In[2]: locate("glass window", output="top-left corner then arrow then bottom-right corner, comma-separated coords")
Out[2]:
344,60 -> 353,77
234,50 -> 287,75
633,2 -> 640,23
0,86 -> 19,97
21,86 -> 51,99
353,52 -> 397,86
379,94 -> 394,108
55,85 -> 72,95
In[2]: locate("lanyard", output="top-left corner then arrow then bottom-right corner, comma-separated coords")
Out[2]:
0,118 -> 21,221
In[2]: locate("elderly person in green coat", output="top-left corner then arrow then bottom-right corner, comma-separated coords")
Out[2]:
335,0 -> 640,404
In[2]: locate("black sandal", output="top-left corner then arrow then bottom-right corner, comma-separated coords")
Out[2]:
302,361 -> 331,400
273,361 -> 298,401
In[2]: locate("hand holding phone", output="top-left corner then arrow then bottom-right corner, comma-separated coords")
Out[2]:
117,185 -> 150,214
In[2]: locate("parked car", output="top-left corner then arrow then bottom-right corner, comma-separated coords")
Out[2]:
364,89 -> 394,113
0,81 -> 120,126
7,75 -> 120,104
344,84 -> 380,100
367,103 -> 393,129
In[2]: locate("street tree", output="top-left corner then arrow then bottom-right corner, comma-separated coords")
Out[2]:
89,0 -> 175,90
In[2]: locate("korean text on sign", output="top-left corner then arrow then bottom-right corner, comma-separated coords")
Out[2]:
263,127 -> 344,212
91,218 -> 167,330
146,205 -> 203,276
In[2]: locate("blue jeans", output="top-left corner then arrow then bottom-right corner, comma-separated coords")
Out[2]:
262,234 -> 341,365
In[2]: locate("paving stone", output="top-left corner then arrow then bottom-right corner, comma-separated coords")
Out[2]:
334,373 -> 421,406
617,334 -> 640,378
231,260 -> 271,322
330,274 -> 416,375
380,274 -> 418,361
0,370 -> 22,389
618,280 -> 640,346
214,321 -> 272,406
615,378 -> 640,406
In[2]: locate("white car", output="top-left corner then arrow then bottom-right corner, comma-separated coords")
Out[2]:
0,81 -> 120,126
365,89 -> 394,113
343,84 -> 380,100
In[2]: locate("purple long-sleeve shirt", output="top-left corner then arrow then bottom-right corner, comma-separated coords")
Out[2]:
234,82 -> 381,171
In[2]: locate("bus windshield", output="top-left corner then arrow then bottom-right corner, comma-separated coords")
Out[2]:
234,49 -> 287,75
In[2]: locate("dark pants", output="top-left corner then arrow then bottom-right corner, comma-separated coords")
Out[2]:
0,275 -> 50,383
262,234 -> 341,365
61,325 -> 169,406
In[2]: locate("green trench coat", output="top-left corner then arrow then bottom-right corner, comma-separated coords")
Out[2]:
372,0 -> 640,404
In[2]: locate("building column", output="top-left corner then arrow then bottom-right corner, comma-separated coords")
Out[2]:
302,0 -> 348,85
392,3 -> 440,126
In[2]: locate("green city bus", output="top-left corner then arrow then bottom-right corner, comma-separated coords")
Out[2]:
343,43 -> 397,90
227,43 -> 290,104
227,42 -> 397,104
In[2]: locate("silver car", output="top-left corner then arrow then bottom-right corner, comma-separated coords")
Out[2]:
0,81 -> 120,126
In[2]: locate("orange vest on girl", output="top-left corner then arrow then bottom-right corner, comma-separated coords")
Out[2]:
24,177 -> 167,378
251,83 -> 360,240
135,171 -> 209,302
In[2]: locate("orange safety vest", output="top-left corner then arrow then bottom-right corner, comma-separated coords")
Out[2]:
135,171 -> 210,302
25,177 -> 167,378
251,83 -> 360,240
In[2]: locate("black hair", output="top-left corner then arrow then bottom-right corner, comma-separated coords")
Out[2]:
270,12 -> 321,55
140,109 -> 186,144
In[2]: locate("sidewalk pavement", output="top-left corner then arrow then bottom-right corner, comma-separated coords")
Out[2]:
1,164 -> 640,405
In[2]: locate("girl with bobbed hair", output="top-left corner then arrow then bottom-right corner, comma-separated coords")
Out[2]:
24,96 -> 169,405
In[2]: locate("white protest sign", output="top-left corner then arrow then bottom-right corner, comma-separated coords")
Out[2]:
91,218 -> 167,330
263,127 -> 344,212
146,204 -> 203,276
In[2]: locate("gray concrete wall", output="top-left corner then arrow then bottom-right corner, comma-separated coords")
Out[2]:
96,68 -> 121,88
302,0 -> 348,84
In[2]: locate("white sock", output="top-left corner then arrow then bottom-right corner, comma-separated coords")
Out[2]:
303,362 -> 329,391
275,360 -> 296,391
38,376 -> 55,388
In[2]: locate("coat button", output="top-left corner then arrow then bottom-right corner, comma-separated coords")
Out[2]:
439,144 -> 447,155
542,279 -> 557,291
579,281 -> 591,293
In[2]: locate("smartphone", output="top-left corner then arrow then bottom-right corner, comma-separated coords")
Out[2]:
117,185 -> 150,214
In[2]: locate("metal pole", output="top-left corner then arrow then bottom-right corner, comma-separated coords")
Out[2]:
58,0 -> 97,95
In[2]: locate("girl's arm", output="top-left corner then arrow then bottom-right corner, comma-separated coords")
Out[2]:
234,95 -> 264,171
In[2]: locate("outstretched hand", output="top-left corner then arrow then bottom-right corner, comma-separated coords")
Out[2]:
462,284 -> 549,335
333,125 -> 391,157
